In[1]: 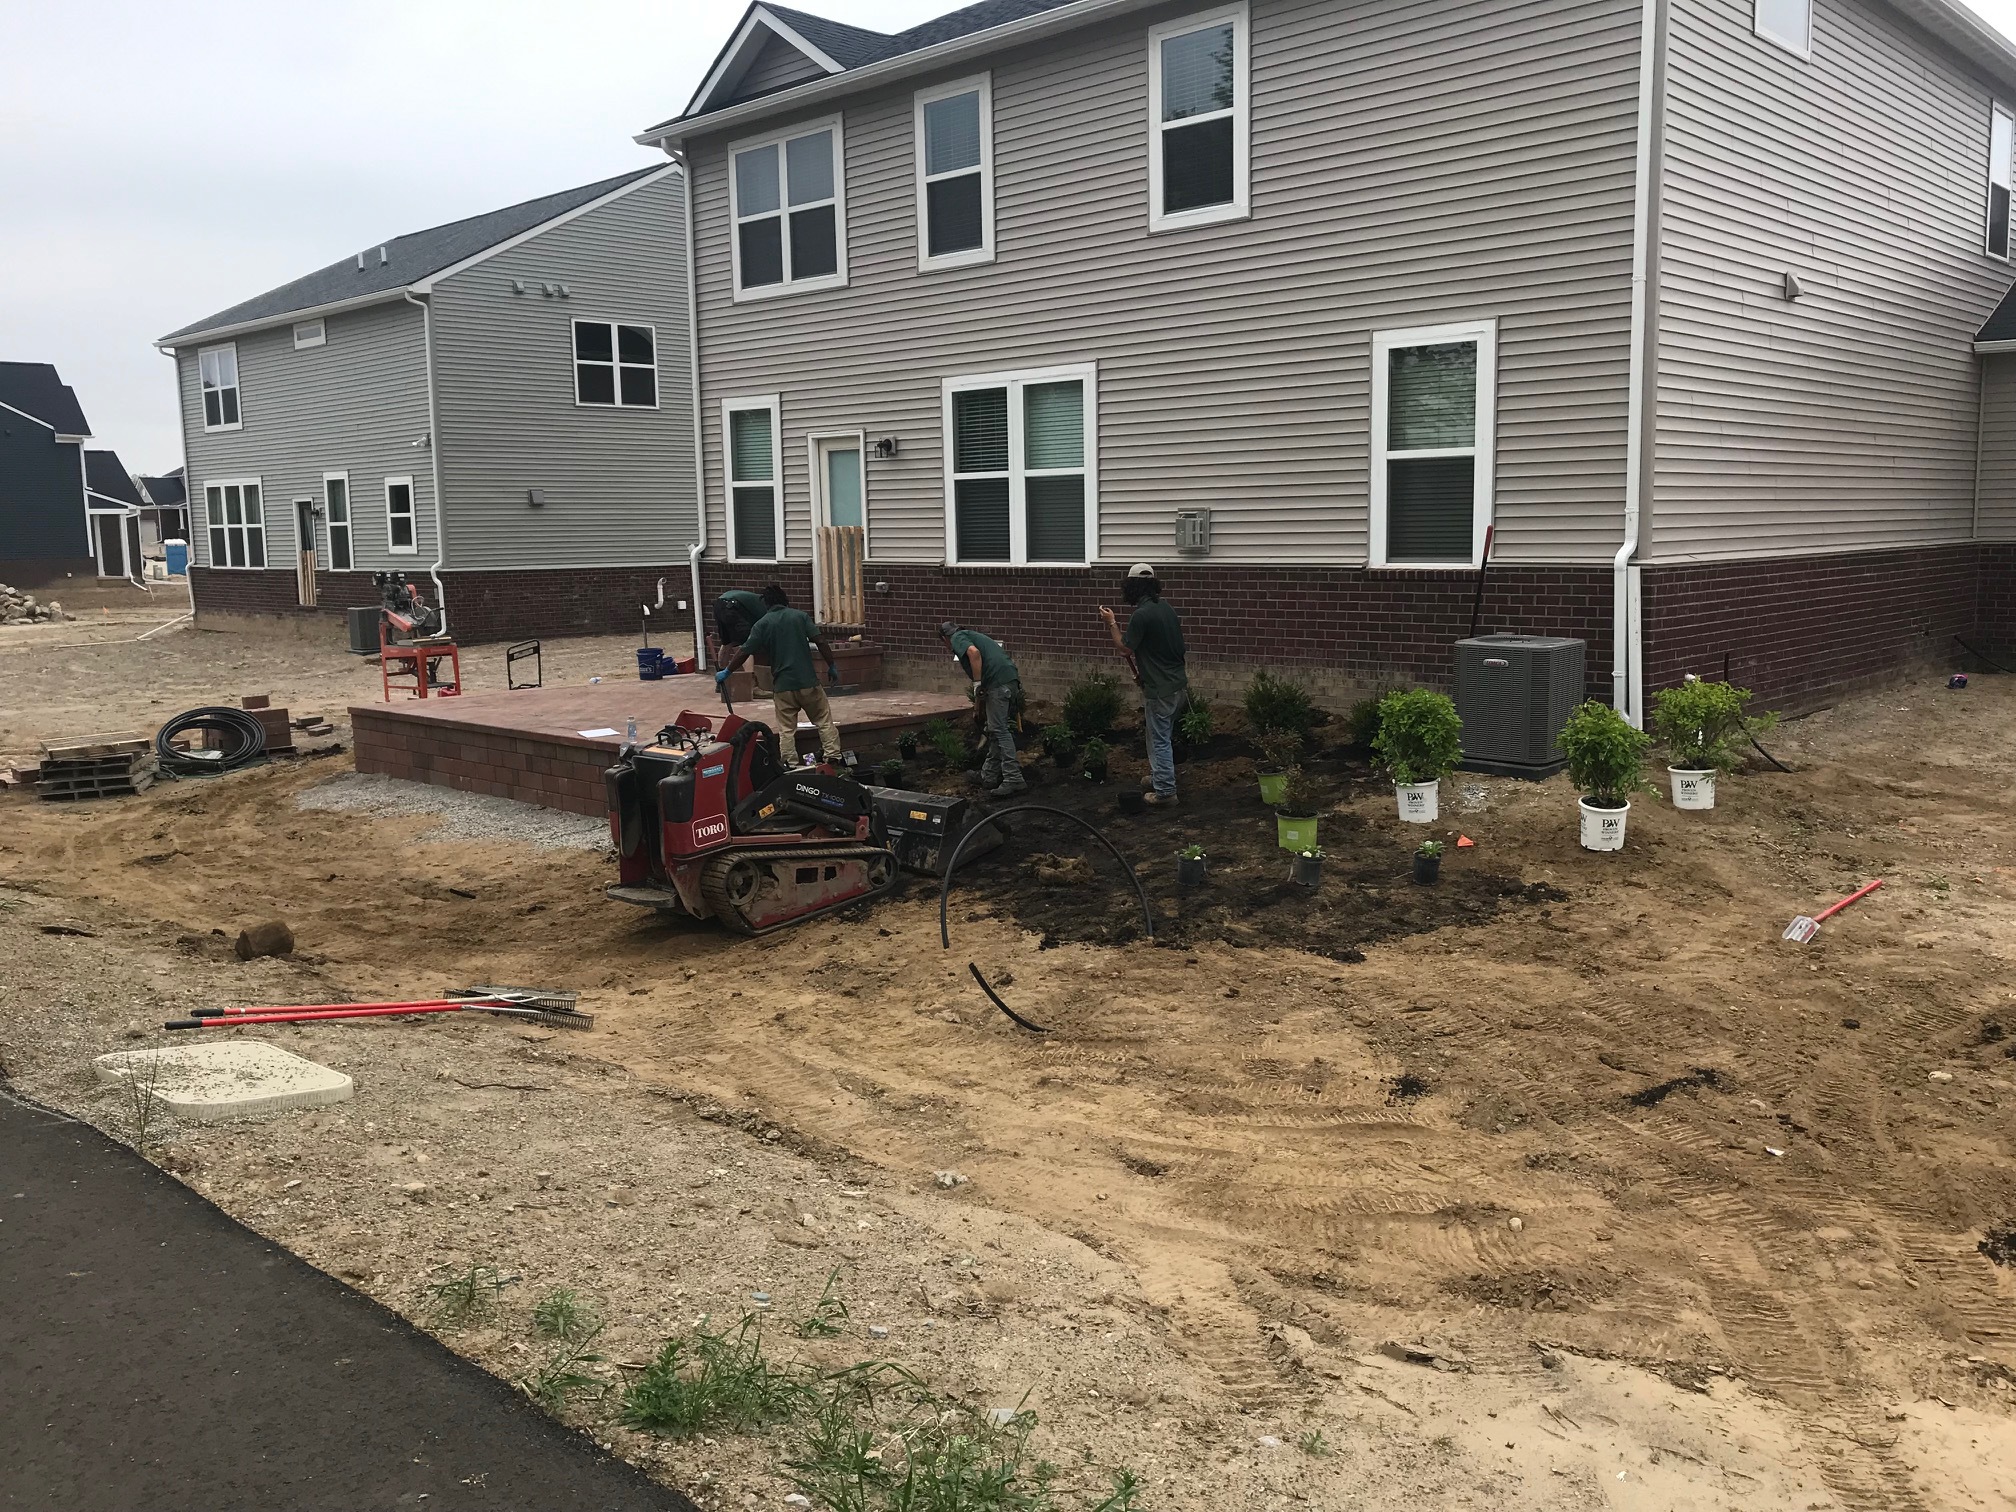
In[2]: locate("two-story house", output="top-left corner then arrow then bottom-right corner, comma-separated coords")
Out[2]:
640,0 -> 2016,717
0,361 -> 95,587
157,166 -> 697,644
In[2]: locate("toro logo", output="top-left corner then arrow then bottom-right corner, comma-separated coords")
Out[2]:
691,816 -> 729,846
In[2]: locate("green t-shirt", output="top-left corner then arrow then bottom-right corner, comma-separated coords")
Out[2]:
717,590 -> 767,634
949,630 -> 1018,690
1124,597 -> 1188,701
743,607 -> 822,692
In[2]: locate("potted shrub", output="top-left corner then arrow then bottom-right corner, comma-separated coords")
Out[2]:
1177,843 -> 1207,886
876,757 -> 905,787
1063,673 -> 1123,742
1558,700 -> 1653,852
1256,731 -> 1300,806
1372,690 -> 1464,824
1081,737 -> 1110,783
1291,846 -> 1323,887
897,731 -> 920,762
1042,722 -> 1077,770
1413,838 -> 1443,885
1650,677 -> 1773,811
1275,765 -> 1322,853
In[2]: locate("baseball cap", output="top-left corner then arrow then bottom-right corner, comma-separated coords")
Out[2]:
937,620 -> 959,637
1127,563 -> 1156,578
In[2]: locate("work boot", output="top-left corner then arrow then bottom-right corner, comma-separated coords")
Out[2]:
989,777 -> 1030,799
1143,791 -> 1178,808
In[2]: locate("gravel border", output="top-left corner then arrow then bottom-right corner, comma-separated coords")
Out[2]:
296,772 -> 609,851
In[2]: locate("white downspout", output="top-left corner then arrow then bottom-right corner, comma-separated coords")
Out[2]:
1615,0 -> 1663,726
403,290 -> 451,634
670,146 -> 709,669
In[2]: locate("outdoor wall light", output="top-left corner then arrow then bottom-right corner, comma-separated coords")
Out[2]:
873,437 -> 899,459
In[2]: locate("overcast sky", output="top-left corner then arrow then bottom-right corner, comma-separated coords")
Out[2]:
2,0 -> 2014,475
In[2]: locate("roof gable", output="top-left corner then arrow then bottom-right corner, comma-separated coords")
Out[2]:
686,4 -> 875,116
136,471 -> 188,509
158,167 -> 667,346
84,450 -> 143,508
1979,283 -> 2016,349
0,362 -> 91,437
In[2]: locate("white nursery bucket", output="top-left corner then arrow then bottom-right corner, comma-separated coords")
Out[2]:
1578,798 -> 1629,852
1668,768 -> 1716,810
1396,781 -> 1439,824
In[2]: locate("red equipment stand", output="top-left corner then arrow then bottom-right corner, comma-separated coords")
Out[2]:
380,620 -> 462,701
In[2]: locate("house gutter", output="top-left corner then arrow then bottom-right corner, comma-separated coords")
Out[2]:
155,288 -> 410,352
1615,0 -> 1667,726
403,291 -> 451,632
671,149 -> 709,669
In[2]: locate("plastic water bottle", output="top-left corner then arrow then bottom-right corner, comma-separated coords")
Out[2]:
626,715 -> 638,743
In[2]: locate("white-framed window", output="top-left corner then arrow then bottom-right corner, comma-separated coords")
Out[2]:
573,320 -> 659,407
730,116 -> 847,299
915,75 -> 994,270
202,479 -> 265,569
384,475 -> 417,555
1370,321 -> 1496,569
1754,0 -> 1812,57
942,364 -> 1097,566
1988,105 -> 2013,260
1148,4 -> 1250,233
293,320 -> 326,349
724,396 -> 784,562
198,344 -> 241,430
323,472 -> 352,571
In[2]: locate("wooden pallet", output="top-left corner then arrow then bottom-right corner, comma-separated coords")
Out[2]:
39,732 -> 149,762
37,750 -> 159,801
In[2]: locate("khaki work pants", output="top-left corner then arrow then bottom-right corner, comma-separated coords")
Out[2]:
772,684 -> 842,762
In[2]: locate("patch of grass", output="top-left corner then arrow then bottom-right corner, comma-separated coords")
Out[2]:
532,1286 -> 599,1342
420,1263 -> 512,1329
117,1053 -> 167,1158
797,1267 -> 852,1339
522,1321 -> 608,1410
620,1312 -> 811,1437
1296,1428 -> 1331,1458
1928,873 -> 1951,893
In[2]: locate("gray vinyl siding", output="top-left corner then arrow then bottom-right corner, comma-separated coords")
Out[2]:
689,0 -> 1644,569
176,299 -> 436,571
1652,0 -> 2013,562
1980,354 -> 2016,540
429,169 -> 696,571
734,34 -> 829,102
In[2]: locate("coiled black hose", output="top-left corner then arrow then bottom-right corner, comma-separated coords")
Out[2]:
155,706 -> 268,776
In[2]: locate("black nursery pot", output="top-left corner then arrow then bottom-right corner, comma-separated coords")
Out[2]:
1117,790 -> 1146,815
1085,762 -> 1109,784
1291,854 -> 1322,887
1413,853 -> 1441,885
1178,856 -> 1207,885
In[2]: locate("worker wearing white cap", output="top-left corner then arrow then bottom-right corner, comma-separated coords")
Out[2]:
1098,564 -> 1188,808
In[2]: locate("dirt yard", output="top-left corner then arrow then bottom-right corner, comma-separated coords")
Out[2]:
3,616 -> 2014,1512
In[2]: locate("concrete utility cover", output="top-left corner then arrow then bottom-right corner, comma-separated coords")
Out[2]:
93,1042 -> 353,1122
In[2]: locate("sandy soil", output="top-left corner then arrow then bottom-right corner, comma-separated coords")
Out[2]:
2,622 -> 2014,1511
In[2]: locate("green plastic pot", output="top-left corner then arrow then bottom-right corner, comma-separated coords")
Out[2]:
1276,814 -> 1319,853
1258,772 -> 1288,805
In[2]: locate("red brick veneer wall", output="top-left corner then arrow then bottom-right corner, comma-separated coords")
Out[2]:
352,708 -> 612,818
1981,545 -> 2016,650
695,562 -> 818,621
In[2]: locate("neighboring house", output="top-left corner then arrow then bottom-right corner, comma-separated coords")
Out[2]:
0,361 -> 94,587
135,467 -> 190,557
639,0 -> 2016,712
84,450 -> 145,582
155,166 -> 695,643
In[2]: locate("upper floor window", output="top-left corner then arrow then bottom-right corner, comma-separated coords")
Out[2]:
293,320 -> 326,349
1754,0 -> 1811,57
1148,4 -> 1250,232
385,476 -> 417,555
731,119 -> 846,299
203,479 -> 264,568
943,365 -> 1096,566
724,396 -> 783,561
916,76 -> 994,269
574,320 -> 658,407
1370,321 -> 1496,569
199,344 -> 240,431
1989,106 -> 2013,260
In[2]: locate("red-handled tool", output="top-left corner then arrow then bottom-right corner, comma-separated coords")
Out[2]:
1783,879 -> 1883,943
164,987 -> 592,1032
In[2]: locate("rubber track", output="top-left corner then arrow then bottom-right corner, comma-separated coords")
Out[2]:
698,845 -> 896,936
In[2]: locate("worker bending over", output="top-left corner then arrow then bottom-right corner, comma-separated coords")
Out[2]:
1098,563 -> 1188,808
716,586 -> 843,763
712,586 -> 769,663
938,621 -> 1027,798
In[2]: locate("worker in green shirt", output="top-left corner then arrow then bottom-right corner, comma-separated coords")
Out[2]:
1099,563 -> 1188,808
715,586 -> 843,763
712,587 -> 769,663
937,620 -> 1027,798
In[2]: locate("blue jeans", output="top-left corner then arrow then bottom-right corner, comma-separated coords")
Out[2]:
981,681 -> 1025,790
1143,692 -> 1179,796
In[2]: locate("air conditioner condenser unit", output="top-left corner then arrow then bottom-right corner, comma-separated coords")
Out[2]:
1453,634 -> 1586,778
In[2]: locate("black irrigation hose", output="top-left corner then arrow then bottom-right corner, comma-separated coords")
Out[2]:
1749,733 -> 1792,774
937,804 -> 1155,1036
1955,635 -> 2014,675
155,706 -> 267,776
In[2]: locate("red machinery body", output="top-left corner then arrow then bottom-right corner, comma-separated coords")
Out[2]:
605,710 -> 895,934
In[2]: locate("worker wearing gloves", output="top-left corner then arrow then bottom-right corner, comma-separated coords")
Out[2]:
938,620 -> 1027,798
1099,563 -> 1189,808
711,586 -> 770,663
715,586 -> 844,763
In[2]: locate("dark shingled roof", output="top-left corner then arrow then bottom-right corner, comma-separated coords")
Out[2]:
0,361 -> 91,435
136,470 -> 187,510
159,167 -> 662,344
761,3 -> 897,67
84,450 -> 143,508
1979,282 -> 2016,345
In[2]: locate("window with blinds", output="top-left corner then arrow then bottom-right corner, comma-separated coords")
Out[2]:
1148,5 -> 1249,232
1371,323 -> 1495,568
726,399 -> 781,560
1989,106 -> 2013,261
945,367 -> 1095,565
731,120 -> 845,297
917,76 -> 993,268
